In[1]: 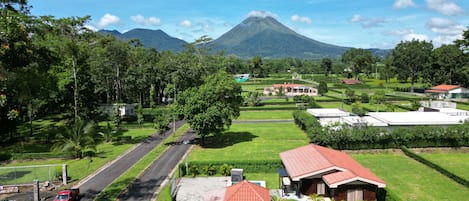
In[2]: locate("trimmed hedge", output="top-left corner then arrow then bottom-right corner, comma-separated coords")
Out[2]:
401,146 -> 469,189
12,152 -> 75,160
241,106 -> 298,111
293,110 -> 469,149
179,160 -> 282,177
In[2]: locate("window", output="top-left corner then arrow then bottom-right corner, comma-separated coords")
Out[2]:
317,182 -> 325,195
347,189 -> 363,201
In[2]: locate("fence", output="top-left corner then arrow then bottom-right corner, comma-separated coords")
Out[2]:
0,164 -> 64,185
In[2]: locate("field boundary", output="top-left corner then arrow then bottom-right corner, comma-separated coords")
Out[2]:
401,146 -> 469,189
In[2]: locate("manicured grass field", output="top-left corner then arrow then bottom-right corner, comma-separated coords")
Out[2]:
237,110 -> 293,120
419,152 -> 469,181
189,123 -> 309,162
353,152 -> 469,201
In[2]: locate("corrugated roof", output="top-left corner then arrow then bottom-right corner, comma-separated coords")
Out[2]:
280,144 -> 385,188
342,79 -> 362,85
432,84 -> 461,91
224,180 -> 270,201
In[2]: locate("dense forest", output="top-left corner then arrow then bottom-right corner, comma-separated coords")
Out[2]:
1,0 -> 468,146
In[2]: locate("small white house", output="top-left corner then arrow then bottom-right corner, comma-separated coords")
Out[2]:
264,83 -> 317,96
101,103 -> 137,118
425,85 -> 469,100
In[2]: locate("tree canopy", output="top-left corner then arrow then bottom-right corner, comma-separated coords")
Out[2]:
176,71 -> 243,146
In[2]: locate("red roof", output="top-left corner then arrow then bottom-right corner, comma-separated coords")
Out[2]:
425,84 -> 460,93
224,180 -> 270,201
342,79 -> 362,85
272,83 -> 302,89
279,144 -> 385,188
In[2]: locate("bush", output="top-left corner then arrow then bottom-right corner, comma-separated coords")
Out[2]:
0,152 -> 12,161
220,164 -> 232,176
180,160 -> 282,177
203,164 -> 217,176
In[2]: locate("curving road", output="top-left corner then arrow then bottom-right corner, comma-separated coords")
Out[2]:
77,121 -> 186,201
117,129 -> 195,201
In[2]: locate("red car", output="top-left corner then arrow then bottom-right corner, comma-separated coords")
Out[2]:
53,188 -> 79,201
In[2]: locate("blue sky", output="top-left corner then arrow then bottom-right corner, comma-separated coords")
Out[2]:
29,0 -> 468,49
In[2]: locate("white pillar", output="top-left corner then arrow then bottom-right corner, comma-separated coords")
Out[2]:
33,180 -> 40,201
62,164 -> 68,185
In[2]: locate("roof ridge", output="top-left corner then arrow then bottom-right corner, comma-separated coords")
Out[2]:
312,144 -> 341,170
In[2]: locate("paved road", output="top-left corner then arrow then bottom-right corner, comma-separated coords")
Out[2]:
117,129 -> 195,201
77,121 -> 186,201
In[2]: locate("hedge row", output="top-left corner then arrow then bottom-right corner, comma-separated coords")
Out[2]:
11,152 -> 75,160
293,110 -> 469,149
401,146 -> 469,189
179,160 -> 282,177
240,106 -> 299,111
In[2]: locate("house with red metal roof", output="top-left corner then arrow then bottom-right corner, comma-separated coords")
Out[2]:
425,84 -> 469,100
342,79 -> 362,85
279,144 -> 385,201
223,180 -> 270,201
264,83 -> 317,96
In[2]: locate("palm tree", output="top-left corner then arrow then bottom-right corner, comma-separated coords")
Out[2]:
99,121 -> 116,143
53,118 -> 98,159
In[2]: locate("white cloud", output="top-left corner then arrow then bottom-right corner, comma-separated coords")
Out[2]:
179,20 -> 192,28
247,10 -> 277,18
426,0 -> 464,16
84,25 -> 97,32
393,0 -> 416,9
386,29 -> 430,41
95,13 -> 121,29
351,14 -> 364,22
290,14 -> 312,24
426,17 -> 465,46
351,14 -> 386,28
130,14 -> 161,26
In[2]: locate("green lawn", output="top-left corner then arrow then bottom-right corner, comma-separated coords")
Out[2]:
1,127 -> 157,185
353,152 -> 469,201
189,123 -> 309,162
237,110 -> 293,120
419,152 -> 469,181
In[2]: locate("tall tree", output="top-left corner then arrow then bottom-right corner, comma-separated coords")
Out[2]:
427,44 -> 465,85
341,48 -> 374,80
320,57 -> 332,76
177,71 -> 243,146
318,81 -> 328,96
391,39 -> 433,92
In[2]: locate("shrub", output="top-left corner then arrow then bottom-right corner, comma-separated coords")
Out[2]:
220,164 -> 232,176
203,164 -> 217,176
188,164 -> 199,177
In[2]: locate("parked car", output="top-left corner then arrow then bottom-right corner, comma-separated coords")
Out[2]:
53,188 -> 79,201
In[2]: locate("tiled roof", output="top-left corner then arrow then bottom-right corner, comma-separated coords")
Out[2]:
280,144 -> 385,188
224,180 -> 270,201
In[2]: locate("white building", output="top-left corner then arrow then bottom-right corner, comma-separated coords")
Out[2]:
264,83 -> 317,96
425,85 -> 469,100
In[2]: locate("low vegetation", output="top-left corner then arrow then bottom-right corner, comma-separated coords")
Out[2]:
353,152 -> 469,201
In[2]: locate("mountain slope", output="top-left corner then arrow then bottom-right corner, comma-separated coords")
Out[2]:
210,16 -> 349,59
98,28 -> 187,52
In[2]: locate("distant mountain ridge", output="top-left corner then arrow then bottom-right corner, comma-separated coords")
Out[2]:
98,17 -> 391,59
98,28 -> 187,52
